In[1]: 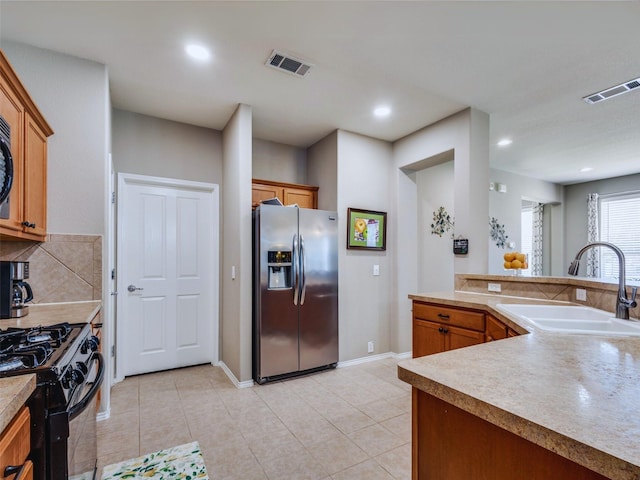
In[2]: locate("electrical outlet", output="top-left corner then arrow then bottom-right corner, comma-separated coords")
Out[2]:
367,341 -> 374,353
373,264 -> 380,276
488,283 -> 501,293
576,288 -> 587,301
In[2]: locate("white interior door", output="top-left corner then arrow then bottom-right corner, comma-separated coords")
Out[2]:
117,173 -> 218,377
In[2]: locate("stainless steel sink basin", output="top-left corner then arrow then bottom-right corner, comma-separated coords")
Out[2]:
495,304 -> 640,336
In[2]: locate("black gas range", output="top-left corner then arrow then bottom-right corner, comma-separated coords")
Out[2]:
0,322 -> 103,480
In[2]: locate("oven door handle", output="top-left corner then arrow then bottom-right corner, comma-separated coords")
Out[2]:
68,351 -> 104,421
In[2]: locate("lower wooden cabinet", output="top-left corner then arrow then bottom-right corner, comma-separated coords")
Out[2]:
413,390 -> 608,480
252,179 -> 318,209
412,301 -> 519,358
0,406 -> 32,480
412,302 -> 485,358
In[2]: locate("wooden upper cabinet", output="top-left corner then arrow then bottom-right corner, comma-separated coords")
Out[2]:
0,50 -> 53,241
23,112 -> 47,238
252,179 -> 318,210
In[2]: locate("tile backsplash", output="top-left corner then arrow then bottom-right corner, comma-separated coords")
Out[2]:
0,234 -> 102,303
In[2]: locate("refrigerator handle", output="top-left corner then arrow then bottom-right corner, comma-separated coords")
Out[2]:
300,234 -> 307,305
293,233 -> 299,306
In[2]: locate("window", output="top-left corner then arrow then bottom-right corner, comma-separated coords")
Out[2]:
599,192 -> 640,282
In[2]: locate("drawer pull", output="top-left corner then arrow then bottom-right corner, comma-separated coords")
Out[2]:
437,313 -> 450,320
5,462 -> 28,480
437,327 -> 449,334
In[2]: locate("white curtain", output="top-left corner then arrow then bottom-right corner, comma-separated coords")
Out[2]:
531,203 -> 544,276
586,193 -> 599,278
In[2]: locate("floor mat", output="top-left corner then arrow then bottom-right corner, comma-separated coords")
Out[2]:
101,441 -> 208,480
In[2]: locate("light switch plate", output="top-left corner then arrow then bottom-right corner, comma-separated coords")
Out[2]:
576,288 -> 587,301
488,283 -> 501,293
373,265 -> 380,276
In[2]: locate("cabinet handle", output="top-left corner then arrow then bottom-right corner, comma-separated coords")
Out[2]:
21,221 -> 36,229
437,313 -> 450,320
438,327 -> 444,333
443,328 -> 449,334
5,462 -> 29,480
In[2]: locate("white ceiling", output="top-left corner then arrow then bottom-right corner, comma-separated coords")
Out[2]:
1,1 -> 639,185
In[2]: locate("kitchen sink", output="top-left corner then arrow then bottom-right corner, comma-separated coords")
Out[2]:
495,304 -> 640,336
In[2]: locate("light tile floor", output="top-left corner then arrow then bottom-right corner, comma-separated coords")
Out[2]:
97,357 -> 412,480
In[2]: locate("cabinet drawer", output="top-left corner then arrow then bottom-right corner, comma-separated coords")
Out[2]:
413,302 -> 485,332
0,406 -> 30,478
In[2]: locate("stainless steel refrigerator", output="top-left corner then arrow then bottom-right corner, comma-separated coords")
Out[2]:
253,204 -> 338,384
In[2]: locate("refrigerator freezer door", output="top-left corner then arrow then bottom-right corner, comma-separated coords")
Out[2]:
255,205 -> 300,379
298,208 -> 339,371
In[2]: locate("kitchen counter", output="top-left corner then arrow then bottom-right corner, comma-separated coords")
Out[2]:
0,374 -> 35,434
0,300 -> 101,329
399,291 -> 640,479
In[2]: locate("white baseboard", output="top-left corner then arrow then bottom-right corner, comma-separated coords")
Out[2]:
337,351 -> 412,368
217,360 -> 254,388
97,409 -> 111,422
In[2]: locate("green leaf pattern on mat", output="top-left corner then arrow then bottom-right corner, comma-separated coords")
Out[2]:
102,442 -> 208,480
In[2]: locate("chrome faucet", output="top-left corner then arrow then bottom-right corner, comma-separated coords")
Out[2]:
568,241 -> 638,319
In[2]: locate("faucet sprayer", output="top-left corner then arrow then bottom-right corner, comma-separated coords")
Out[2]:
568,241 -> 637,319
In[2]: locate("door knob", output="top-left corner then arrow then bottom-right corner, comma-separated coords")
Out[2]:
127,284 -> 143,292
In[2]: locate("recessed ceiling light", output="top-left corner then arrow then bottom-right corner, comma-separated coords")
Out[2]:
373,106 -> 391,118
497,138 -> 512,147
580,167 -> 594,173
185,44 -> 211,61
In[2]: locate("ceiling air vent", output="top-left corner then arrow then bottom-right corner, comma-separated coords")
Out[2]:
265,50 -> 313,77
583,76 -> 640,104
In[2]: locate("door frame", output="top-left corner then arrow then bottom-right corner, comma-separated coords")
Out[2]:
115,172 -> 219,382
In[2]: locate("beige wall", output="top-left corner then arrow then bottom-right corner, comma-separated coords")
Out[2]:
252,138 -> 307,184
112,109 -> 223,183
221,104 -> 253,383
392,108 -> 490,353
337,130 -> 394,360
308,131 -> 338,212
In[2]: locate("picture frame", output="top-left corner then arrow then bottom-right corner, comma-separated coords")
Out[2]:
346,208 -> 387,251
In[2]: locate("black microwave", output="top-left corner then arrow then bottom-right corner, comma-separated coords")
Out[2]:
0,114 -> 13,219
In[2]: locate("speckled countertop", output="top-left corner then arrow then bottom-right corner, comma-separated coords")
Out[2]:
399,291 -> 640,480
0,300 -> 101,329
0,301 -> 101,434
0,375 -> 35,434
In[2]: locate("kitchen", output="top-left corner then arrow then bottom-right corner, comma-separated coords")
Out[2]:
1,2 -> 640,480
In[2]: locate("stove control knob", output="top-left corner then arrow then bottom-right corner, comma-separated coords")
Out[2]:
81,335 -> 100,354
76,361 -> 88,376
63,367 -> 85,389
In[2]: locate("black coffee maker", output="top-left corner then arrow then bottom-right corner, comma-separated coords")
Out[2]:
0,261 -> 34,318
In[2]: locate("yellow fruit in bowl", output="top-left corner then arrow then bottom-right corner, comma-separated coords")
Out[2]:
503,261 -> 512,269
511,259 -> 522,269
504,252 -> 516,262
522,262 -> 528,269
515,253 -> 526,263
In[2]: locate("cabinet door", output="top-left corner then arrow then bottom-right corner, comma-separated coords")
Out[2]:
283,187 -> 317,209
0,407 -> 31,478
23,112 -> 47,239
446,324 -> 485,351
413,319 -> 445,357
485,314 -> 508,342
252,183 -> 283,208
0,76 -> 24,234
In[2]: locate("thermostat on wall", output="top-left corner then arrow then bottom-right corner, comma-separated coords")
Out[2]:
453,238 -> 469,255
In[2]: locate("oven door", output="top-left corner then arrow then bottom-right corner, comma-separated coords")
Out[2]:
67,352 -> 105,480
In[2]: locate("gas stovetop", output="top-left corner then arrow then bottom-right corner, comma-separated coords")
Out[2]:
0,322 -> 82,374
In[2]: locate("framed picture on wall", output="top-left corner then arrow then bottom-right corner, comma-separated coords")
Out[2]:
346,208 -> 387,251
